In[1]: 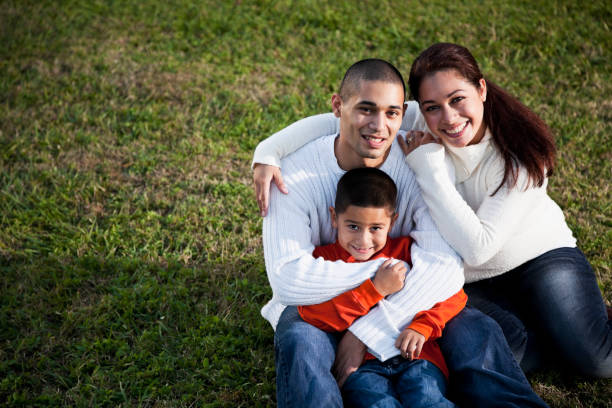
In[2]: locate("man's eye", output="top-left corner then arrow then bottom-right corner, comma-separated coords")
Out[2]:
361,108 -> 372,113
387,111 -> 399,117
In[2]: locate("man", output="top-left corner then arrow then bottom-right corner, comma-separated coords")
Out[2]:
256,59 -> 547,407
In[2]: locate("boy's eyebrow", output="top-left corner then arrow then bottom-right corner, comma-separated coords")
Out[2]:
343,218 -> 387,226
357,100 -> 403,110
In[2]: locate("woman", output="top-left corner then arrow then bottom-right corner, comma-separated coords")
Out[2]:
251,43 -> 611,377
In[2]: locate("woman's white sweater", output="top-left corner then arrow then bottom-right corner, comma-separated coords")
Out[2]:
254,102 -> 577,283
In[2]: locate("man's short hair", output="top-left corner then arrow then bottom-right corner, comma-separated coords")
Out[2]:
339,59 -> 406,100
335,167 -> 397,214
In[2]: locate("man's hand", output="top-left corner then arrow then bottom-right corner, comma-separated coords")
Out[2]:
372,258 -> 407,296
395,328 -> 426,360
253,163 -> 288,217
333,331 -> 366,388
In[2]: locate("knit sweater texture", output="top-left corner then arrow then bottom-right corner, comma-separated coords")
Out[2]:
261,133 -> 464,361
254,101 -> 576,283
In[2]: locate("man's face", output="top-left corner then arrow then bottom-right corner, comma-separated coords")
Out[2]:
332,80 -> 405,169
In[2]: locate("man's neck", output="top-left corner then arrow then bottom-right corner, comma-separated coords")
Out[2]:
333,136 -> 391,170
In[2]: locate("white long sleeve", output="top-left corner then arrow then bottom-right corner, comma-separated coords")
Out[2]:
252,101 -> 426,168
405,132 -> 576,282
262,134 -> 463,360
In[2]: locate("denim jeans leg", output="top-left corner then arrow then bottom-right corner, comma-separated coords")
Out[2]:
465,281 -> 544,373
274,306 -> 343,408
394,359 -> 456,408
514,247 -> 612,377
438,307 -> 549,408
342,360 -> 402,408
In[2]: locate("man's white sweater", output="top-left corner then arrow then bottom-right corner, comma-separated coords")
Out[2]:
261,133 -> 464,361
254,101 -> 577,284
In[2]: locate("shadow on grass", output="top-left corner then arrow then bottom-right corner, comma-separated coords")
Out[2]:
0,254 -> 276,406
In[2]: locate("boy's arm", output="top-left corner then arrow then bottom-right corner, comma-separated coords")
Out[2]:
298,279 -> 383,332
406,289 -> 468,340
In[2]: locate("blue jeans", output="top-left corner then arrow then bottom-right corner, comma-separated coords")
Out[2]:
274,306 -> 548,407
437,307 -> 548,408
274,306 -> 343,407
465,247 -> 612,377
342,357 -> 454,408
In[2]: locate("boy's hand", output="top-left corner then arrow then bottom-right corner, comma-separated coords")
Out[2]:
395,328 -> 425,360
372,258 -> 407,296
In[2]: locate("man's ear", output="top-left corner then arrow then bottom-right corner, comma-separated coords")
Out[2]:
331,94 -> 342,118
329,206 -> 338,229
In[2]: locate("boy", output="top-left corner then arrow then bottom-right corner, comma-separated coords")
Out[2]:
299,167 -> 467,408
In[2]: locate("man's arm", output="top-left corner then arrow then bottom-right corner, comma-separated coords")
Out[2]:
299,257 -> 406,332
262,157 -> 389,306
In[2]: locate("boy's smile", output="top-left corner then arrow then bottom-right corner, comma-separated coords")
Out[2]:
330,204 -> 397,261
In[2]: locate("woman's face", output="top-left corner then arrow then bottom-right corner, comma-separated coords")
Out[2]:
418,69 -> 487,148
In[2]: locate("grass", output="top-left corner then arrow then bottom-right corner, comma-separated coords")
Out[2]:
0,0 -> 610,406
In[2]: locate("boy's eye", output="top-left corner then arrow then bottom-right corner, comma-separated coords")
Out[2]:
348,224 -> 359,231
370,226 -> 382,232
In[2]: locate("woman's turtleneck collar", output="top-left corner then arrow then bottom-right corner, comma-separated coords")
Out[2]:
443,129 -> 493,183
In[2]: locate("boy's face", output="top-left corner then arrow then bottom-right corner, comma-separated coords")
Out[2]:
330,204 -> 397,261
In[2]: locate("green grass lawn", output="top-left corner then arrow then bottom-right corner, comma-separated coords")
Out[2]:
1,0 -> 610,406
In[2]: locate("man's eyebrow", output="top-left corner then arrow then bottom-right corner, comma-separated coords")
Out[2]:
421,89 -> 464,105
357,100 -> 403,110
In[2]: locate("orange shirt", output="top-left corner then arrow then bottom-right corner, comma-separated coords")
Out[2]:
298,236 -> 467,378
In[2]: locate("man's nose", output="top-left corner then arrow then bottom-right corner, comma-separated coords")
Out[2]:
369,111 -> 385,131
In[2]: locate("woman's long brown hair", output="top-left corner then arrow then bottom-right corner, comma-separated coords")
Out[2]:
409,43 -> 556,195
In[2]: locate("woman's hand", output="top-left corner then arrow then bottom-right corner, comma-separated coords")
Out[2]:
253,163 -> 288,217
398,130 -> 439,156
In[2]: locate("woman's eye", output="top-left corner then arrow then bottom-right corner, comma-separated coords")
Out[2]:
451,96 -> 464,104
425,105 -> 439,112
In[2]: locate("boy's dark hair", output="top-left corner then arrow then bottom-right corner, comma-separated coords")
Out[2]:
335,167 -> 397,214
339,58 -> 406,100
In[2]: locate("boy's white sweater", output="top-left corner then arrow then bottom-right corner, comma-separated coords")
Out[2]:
261,133 -> 464,361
